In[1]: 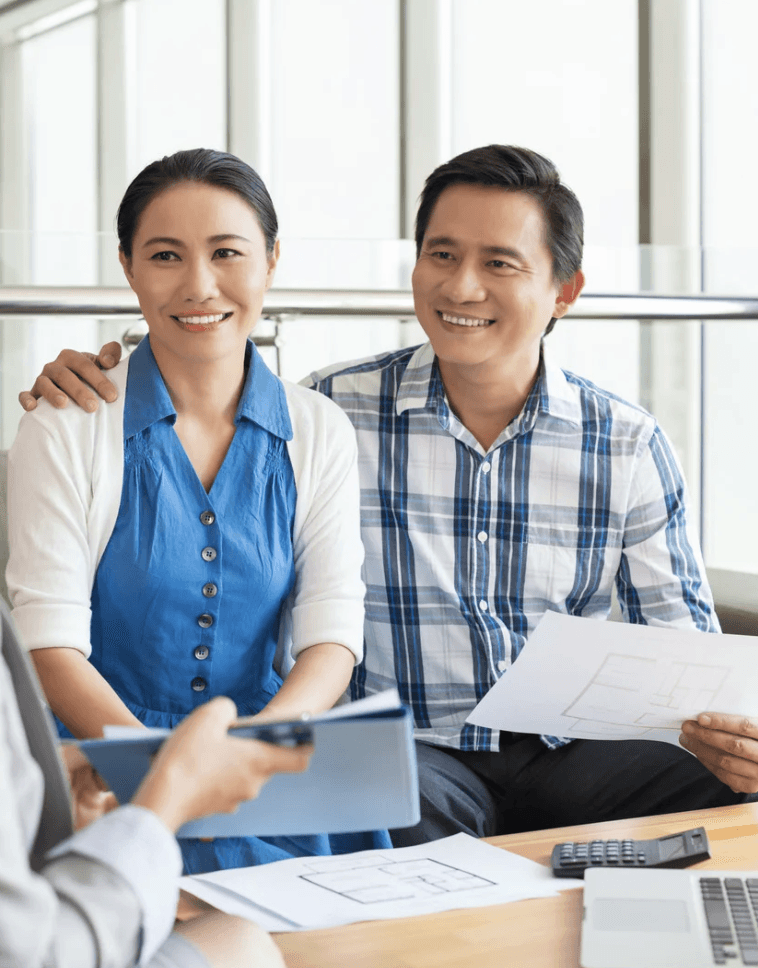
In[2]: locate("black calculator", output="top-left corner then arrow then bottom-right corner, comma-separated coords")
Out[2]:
551,826 -> 710,878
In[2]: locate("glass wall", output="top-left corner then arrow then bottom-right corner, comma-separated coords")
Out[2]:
1,0 -> 756,581
701,0 -> 758,574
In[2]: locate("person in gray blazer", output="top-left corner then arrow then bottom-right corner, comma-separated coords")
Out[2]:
0,599 -> 311,968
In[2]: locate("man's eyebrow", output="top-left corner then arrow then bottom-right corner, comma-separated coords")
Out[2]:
423,235 -> 457,249
482,245 -> 527,262
423,236 -> 528,263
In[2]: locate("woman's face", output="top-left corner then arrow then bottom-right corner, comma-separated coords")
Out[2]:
119,181 -> 278,366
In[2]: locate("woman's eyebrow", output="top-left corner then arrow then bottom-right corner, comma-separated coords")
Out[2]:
140,233 -> 252,248
208,233 -> 252,244
142,236 -> 184,248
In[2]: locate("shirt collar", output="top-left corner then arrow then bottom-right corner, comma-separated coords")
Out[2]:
395,342 -> 442,415
123,336 -> 293,441
394,339 -> 583,432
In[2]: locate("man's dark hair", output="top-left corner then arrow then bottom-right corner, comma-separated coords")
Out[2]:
117,148 -> 278,258
414,145 -> 583,335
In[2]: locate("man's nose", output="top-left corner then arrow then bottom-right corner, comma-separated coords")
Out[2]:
440,261 -> 486,303
182,258 -> 220,302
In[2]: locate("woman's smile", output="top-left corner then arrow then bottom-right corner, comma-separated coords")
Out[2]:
172,311 -> 233,331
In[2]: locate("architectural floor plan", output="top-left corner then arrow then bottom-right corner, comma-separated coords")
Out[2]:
298,855 -> 496,904
562,653 -> 728,736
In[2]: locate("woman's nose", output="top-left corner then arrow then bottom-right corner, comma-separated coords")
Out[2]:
182,258 -> 220,302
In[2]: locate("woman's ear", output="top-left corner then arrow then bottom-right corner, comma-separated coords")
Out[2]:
265,239 -> 280,290
118,248 -> 135,286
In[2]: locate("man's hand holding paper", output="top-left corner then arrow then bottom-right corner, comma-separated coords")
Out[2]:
467,613 -> 758,786
680,712 -> 758,794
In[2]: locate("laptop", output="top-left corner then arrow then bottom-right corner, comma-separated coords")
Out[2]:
581,867 -> 758,967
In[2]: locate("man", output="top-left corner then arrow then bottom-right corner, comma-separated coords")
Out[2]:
23,144 -> 758,844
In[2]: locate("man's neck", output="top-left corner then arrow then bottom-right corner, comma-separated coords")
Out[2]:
437,351 -> 541,452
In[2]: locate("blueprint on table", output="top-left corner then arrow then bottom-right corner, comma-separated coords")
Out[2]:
466,611 -> 758,745
180,833 -> 580,930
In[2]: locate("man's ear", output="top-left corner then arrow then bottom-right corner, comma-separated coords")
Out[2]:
553,269 -> 585,319
118,248 -> 135,288
265,238 -> 280,291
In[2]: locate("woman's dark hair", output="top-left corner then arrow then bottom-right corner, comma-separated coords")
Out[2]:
415,145 -> 584,335
117,148 -> 278,258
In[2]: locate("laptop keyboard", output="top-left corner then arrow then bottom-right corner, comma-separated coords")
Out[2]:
700,877 -> 758,965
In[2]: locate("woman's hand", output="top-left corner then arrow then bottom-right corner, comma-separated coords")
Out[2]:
19,341 -> 122,412
132,696 -> 312,834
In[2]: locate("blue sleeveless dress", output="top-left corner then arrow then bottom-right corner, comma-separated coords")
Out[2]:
73,336 -> 390,873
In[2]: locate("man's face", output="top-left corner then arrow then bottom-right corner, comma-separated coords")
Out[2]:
412,184 -> 581,377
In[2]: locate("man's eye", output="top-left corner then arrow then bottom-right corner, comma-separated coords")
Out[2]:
431,251 -> 453,260
151,251 -> 178,262
489,260 -> 514,270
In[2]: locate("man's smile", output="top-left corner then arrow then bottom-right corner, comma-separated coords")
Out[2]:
437,310 -> 494,328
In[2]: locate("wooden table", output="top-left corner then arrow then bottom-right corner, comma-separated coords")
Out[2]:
274,803 -> 758,968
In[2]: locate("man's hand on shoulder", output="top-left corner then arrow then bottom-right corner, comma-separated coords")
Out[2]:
19,341 -> 122,413
680,712 -> 758,794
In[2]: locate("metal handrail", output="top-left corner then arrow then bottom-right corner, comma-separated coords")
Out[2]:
0,286 -> 758,319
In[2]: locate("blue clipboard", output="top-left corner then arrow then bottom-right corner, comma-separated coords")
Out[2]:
78,706 -> 419,837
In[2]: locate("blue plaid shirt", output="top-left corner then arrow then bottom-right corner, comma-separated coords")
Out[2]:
305,342 -> 719,752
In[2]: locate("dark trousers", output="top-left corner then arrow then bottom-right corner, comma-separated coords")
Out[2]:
390,733 -> 754,847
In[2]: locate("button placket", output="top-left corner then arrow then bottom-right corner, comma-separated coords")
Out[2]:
194,509 -> 218,695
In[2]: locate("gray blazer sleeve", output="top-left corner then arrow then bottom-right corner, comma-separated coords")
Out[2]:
0,604 -> 182,968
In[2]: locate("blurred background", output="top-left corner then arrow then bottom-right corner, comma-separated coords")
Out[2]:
0,0 -> 756,611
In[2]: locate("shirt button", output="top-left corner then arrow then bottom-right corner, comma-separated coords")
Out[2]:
497,660 -> 507,672
481,462 -> 491,474
191,677 -> 207,692
477,531 -> 488,543
202,546 -> 217,562
479,600 -> 488,611
200,510 -> 215,526
194,645 -> 210,660
202,582 -> 218,598
198,613 -> 213,629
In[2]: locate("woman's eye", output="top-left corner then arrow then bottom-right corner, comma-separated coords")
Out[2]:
214,248 -> 241,259
151,251 -> 178,262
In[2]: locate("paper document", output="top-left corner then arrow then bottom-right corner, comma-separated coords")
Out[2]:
180,833 -> 581,931
467,612 -> 758,745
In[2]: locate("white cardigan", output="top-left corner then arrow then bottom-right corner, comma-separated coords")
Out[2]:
7,354 -> 366,666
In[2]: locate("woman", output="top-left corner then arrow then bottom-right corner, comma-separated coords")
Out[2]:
7,148 -> 391,873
